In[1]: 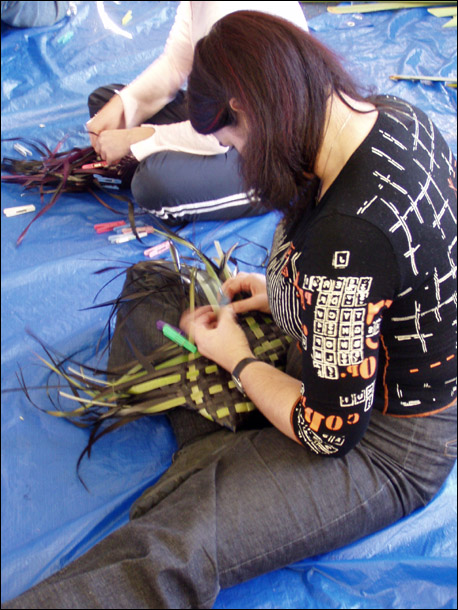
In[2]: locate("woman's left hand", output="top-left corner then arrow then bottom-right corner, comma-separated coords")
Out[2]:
94,127 -> 155,165
180,305 -> 254,372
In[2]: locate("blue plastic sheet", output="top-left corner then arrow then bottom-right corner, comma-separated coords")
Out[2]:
1,2 -> 456,608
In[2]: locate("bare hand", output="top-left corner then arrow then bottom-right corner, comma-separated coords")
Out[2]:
180,305 -> 253,372
93,127 -> 155,165
222,272 -> 270,314
86,94 -> 126,149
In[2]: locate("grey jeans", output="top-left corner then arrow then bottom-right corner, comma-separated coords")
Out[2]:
3,267 -> 456,609
2,404 -> 456,609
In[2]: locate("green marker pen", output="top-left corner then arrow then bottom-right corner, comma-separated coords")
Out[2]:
162,323 -> 197,353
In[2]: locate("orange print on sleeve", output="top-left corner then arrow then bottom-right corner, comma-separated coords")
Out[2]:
297,395 -> 361,433
346,356 -> 377,380
366,337 -> 379,350
366,299 -> 393,326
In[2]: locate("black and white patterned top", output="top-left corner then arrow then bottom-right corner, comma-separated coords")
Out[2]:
267,96 -> 457,457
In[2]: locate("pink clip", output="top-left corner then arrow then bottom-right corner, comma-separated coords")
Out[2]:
144,241 -> 171,258
121,225 -> 155,235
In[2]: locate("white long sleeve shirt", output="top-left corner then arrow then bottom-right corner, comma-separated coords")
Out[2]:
119,1 -> 308,161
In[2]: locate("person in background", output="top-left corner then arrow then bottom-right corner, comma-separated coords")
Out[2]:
1,1 -> 72,27
2,11 -> 456,610
86,1 -> 308,224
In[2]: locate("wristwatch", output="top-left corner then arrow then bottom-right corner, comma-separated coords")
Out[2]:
231,357 -> 259,395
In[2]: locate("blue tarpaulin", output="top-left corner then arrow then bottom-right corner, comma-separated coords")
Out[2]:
1,2 -> 456,608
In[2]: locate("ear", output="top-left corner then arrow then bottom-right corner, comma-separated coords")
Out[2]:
229,98 -> 243,113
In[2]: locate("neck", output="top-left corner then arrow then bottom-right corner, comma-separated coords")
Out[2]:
315,93 -> 378,200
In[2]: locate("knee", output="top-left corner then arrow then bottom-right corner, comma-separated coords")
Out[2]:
87,87 -> 105,113
87,86 -> 111,118
131,155 -> 174,213
87,84 -> 123,118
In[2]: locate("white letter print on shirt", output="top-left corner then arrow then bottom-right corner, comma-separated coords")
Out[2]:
301,272 -> 373,380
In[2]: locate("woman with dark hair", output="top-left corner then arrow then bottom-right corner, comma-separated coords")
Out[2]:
3,11 -> 456,610
184,10 -> 456,456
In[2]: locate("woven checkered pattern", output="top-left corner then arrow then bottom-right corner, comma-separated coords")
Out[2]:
32,260 -> 292,433
60,312 -> 292,432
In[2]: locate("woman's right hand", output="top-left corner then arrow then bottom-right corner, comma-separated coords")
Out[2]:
86,94 -> 126,149
222,272 -> 271,314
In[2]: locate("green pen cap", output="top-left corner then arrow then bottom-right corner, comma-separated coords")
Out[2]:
162,324 -> 197,353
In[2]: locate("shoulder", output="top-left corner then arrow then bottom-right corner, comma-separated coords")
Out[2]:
276,212 -> 400,297
372,95 -> 452,156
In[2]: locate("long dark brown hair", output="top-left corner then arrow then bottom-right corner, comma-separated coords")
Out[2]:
188,10 -> 376,220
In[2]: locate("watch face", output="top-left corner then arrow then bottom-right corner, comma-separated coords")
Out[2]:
232,374 -> 244,394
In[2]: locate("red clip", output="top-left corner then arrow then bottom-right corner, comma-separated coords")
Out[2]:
94,220 -> 126,233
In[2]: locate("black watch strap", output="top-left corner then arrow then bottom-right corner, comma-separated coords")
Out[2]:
231,357 -> 259,395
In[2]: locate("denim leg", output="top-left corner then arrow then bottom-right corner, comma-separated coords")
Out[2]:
2,408 -> 455,609
208,426 -> 405,588
131,406 -> 456,592
1,461 -> 222,609
131,425 -> 404,590
0,427 -> 396,610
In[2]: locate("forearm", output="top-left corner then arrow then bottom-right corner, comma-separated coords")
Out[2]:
181,305 -> 301,444
238,360 -> 302,443
130,121 -> 228,161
